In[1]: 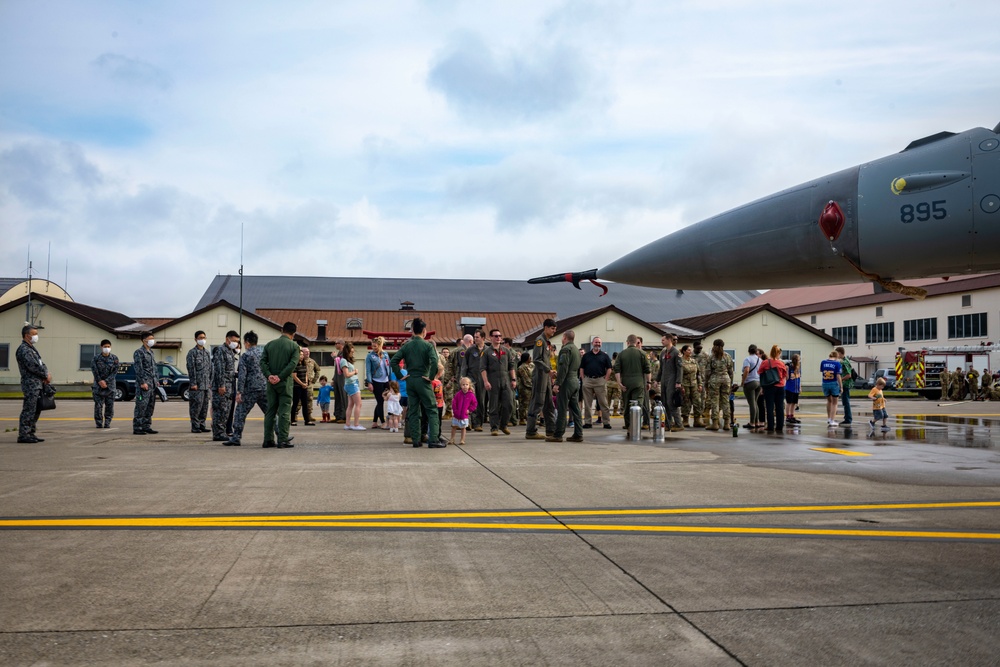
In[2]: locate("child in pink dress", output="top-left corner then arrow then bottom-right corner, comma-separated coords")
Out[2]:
450,376 -> 478,445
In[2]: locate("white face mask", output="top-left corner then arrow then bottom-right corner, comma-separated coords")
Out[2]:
146,339 -> 155,348
228,341 -> 239,350
30,334 -> 39,344
102,347 -> 112,355
196,338 -> 206,346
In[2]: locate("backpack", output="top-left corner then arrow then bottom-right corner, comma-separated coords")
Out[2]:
760,362 -> 780,387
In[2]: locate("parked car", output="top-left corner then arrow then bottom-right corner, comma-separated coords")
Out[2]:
115,362 -> 191,401
863,368 -> 897,390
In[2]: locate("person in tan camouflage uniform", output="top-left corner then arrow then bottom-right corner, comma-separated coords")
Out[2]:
439,347 -> 453,417
516,352 -> 534,425
606,352 -> 621,416
704,338 -> 734,431
679,344 -> 704,427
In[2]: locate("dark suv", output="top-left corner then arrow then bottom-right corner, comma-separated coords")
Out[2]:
115,362 -> 191,401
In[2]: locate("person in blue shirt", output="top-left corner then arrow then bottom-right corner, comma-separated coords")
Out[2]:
784,354 -> 802,425
317,376 -> 333,422
820,351 -> 842,427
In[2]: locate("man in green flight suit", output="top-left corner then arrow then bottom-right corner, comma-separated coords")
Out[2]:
260,321 -> 301,448
614,334 -> 651,432
525,318 -> 558,440
391,318 -> 447,448
549,330 -> 583,443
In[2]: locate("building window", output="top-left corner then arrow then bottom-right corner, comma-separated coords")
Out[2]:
780,349 -> 801,363
875,306 -> 883,317
831,326 -> 857,346
313,351 -> 337,366
346,318 -> 362,330
0,343 -> 8,369
903,318 -> 937,342
948,313 -> 987,339
865,322 -> 895,344
810,315 -> 817,325
79,344 -> 101,370
961,294 -> 972,307
403,319 -> 413,331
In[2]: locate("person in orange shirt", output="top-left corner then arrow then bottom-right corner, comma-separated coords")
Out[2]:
868,377 -> 890,432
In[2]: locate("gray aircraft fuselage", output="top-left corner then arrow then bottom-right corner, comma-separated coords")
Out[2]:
532,123 -> 1000,291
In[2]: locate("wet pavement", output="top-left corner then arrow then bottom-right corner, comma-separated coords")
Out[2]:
1,397 -> 998,665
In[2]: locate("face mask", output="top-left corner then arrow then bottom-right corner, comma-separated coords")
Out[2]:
196,339 -> 206,347
102,347 -> 111,355
30,334 -> 39,344
146,339 -> 155,348
229,341 -> 239,350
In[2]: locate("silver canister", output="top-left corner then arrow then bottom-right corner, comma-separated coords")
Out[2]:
628,401 -> 642,441
652,402 -> 665,442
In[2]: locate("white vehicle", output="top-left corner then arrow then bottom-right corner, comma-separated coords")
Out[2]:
864,368 -> 898,390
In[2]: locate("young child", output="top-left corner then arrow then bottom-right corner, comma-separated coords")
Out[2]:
868,377 -> 890,432
317,376 -> 333,423
383,381 -> 403,433
450,376 -> 478,445
433,363 -> 445,426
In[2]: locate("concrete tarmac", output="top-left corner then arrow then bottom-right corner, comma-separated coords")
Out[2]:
1,398 -> 999,665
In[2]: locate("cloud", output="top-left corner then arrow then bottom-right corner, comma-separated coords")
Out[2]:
92,53 -> 173,91
427,32 -> 592,123
448,153 -> 576,227
0,141 -> 103,209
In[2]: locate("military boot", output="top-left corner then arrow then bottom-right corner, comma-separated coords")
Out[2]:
693,416 -> 704,428
706,419 -> 720,431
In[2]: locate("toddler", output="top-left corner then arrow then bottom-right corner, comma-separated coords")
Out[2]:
868,377 -> 890,432
450,376 -> 478,445
383,381 -> 403,433
317,376 -> 332,422
433,363 -> 445,426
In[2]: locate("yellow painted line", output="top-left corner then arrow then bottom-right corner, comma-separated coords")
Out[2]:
811,447 -> 872,457
2,518 -> 999,540
5,500 -> 998,528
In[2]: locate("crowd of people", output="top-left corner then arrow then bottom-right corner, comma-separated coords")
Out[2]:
11,320 -> 1000,446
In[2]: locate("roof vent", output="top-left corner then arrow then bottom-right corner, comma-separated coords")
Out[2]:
346,318 -> 363,330
400,301 -> 415,311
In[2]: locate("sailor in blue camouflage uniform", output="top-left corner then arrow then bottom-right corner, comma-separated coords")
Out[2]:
186,330 -> 212,433
132,332 -> 159,435
16,325 -> 51,443
90,339 -> 119,428
227,331 -> 268,446
212,330 -> 241,441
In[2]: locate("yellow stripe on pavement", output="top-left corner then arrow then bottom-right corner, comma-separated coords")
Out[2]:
811,447 -> 872,457
4,500 -> 998,528
3,517 -> 999,541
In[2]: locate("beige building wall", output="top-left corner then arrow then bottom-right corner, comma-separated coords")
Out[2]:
0,306 -> 114,386
796,286 -> 1000,376
152,305 -> 281,370
571,315 -> 666,352
710,312 -> 836,387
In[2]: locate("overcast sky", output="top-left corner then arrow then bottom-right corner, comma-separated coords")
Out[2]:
2,0 -> 998,317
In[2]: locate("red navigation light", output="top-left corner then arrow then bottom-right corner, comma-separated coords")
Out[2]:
818,200 -> 845,241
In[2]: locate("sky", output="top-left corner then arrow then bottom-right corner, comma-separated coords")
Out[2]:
1,0 -> 999,317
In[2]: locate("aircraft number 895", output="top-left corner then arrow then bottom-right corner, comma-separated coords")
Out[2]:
900,200 -> 946,223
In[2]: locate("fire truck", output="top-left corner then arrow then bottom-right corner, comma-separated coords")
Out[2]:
894,346 -> 994,400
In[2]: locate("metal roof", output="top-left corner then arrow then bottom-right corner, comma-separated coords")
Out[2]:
0,293 -> 136,332
256,308 -> 553,347
667,304 -> 840,345
741,273 -> 1000,314
197,275 -> 759,324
